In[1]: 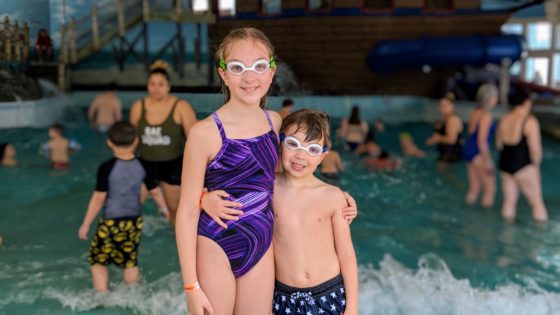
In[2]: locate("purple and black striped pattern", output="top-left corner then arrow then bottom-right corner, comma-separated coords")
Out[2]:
198,111 -> 279,278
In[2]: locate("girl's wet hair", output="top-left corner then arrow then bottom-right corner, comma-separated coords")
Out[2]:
281,109 -> 330,146
215,27 -> 275,109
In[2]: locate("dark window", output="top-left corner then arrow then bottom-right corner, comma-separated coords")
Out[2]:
261,0 -> 282,15
363,0 -> 393,10
425,0 -> 453,10
307,0 -> 331,11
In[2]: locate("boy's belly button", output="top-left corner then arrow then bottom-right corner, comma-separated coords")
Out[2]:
304,272 -> 309,279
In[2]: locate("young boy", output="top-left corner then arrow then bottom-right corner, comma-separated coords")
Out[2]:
41,123 -> 80,170
273,109 -> 358,315
78,121 -> 169,292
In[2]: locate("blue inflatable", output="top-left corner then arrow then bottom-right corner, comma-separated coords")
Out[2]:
367,34 -> 526,74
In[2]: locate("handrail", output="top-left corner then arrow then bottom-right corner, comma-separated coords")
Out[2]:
1,16 -> 30,63
57,0 -> 216,90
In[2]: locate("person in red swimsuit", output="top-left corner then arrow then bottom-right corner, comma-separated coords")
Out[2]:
35,29 -> 52,62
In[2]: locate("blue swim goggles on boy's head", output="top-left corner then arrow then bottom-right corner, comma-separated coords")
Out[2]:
218,57 -> 276,76
279,133 -> 328,157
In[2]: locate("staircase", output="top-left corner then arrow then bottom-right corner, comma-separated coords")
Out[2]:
57,0 -> 216,90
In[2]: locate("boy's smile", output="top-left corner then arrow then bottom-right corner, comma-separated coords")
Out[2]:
281,126 -> 326,177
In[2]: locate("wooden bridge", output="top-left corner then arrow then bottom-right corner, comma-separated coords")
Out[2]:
57,0 -> 217,90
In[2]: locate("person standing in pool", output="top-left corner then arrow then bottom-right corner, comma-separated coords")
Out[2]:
426,92 -> 464,167
40,123 -> 81,170
175,27 -> 282,315
78,122 -> 170,292
497,88 -> 548,222
320,139 -> 344,184
338,105 -> 369,152
88,83 -> 122,133
129,60 -> 197,227
277,98 -> 294,119
463,83 -> 498,208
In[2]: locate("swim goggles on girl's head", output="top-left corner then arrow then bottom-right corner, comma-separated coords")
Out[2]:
218,57 -> 276,75
279,133 -> 327,157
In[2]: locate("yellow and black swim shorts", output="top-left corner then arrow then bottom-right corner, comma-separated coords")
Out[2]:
88,216 -> 143,268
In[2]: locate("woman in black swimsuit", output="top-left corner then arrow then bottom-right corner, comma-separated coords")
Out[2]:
497,89 -> 548,222
426,92 -> 464,167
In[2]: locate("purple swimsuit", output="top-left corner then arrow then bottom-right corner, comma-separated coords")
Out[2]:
198,111 -> 278,278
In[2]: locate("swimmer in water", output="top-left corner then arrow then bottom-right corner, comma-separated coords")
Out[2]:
40,123 -> 81,170
0,142 -> 17,167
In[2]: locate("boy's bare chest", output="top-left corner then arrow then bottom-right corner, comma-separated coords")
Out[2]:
273,191 -> 331,230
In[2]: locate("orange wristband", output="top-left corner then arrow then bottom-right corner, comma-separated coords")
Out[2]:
183,281 -> 200,292
199,191 -> 208,209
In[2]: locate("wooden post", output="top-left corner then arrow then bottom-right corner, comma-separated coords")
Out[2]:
70,17 -> 77,63
92,4 -> 99,50
175,0 -> 183,22
142,0 -> 149,22
195,23 -> 201,70
58,24 -> 68,90
22,22 -> 29,61
500,58 -> 511,107
3,16 -> 11,61
13,21 -> 21,62
117,0 -> 125,37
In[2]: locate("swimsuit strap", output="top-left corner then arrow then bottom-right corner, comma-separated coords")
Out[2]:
263,110 -> 274,130
211,112 -> 227,140
171,97 -> 180,112
521,114 -> 530,136
163,97 -> 181,125
140,98 -> 146,120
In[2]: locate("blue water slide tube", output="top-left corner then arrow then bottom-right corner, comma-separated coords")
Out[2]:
367,34 -> 526,74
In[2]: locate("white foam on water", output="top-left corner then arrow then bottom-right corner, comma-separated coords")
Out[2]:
15,254 -> 560,315
141,215 -> 171,238
359,254 -> 560,315
44,272 -> 187,314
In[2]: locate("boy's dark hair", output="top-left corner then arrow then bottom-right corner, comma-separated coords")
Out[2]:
108,121 -> 136,146
50,123 -> 65,135
282,99 -> 293,107
281,109 -> 330,146
508,88 -> 530,108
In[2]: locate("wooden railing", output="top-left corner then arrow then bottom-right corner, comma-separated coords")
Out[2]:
57,0 -> 216,90
60,0 -> 215,66
0,16 -> 30,63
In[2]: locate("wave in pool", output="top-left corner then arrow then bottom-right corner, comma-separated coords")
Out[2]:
360,254 -> 560,315
3,254 -> 555,315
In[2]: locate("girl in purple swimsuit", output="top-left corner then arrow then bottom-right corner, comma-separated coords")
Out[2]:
176,28 -> 283,315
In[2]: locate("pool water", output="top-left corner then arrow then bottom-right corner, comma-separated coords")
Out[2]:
1,115 -> 560,314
